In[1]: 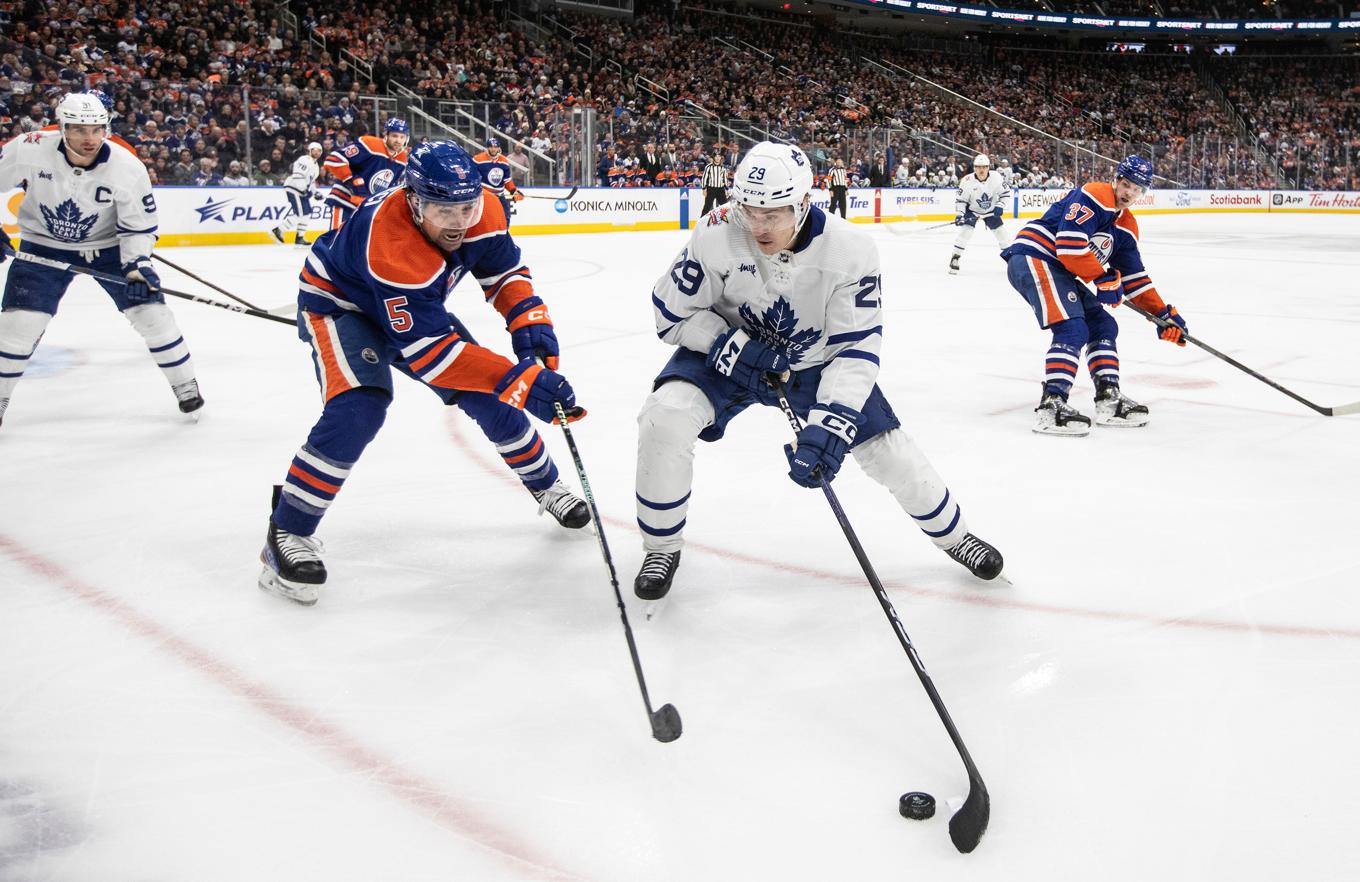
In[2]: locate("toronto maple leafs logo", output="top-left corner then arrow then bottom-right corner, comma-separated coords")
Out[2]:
40,199 -> 98,242
738,297 -> 822,366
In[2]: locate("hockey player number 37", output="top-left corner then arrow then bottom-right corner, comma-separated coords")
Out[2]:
384,296 -> 413,332
1064,203 -> 1094,225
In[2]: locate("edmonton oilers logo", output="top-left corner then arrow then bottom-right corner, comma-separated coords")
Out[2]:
369,169 -> 396,193
553,199 -> 569,213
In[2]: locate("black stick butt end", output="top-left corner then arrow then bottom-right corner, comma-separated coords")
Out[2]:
650,704 -> 682,743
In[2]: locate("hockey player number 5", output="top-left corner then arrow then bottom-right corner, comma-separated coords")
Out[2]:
384,296 -> 414,332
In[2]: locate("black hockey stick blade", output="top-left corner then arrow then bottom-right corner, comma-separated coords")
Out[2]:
650,703 -> 683,743
522,186 -> 579,201
948,774 -> 990,853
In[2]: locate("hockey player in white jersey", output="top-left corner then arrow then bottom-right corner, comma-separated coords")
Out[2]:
949,154 -> 1011,275
633,141 -> 1004,599
0,92 -> 202,428
269,141 -> 323,247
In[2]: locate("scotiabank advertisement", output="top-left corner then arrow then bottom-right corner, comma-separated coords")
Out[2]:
3,186 -> 1359,246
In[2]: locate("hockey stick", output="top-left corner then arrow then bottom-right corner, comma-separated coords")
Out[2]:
1123,300 -> 1360,417
544,393 -> 683,743
14,252 -> 295,327
516,186 -> 579,201
885,219 -> 958,236
151,253 -> 267,311
771,379 -> 989,853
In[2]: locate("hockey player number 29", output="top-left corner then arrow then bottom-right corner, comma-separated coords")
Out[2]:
670,248 -> 705,297
384,296 -> 414,332
855,274 -> 881,308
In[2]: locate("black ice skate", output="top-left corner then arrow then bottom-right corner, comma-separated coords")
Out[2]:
948,253 -> 961,275
294,232 -> 310,248
945,533 -> 1004,581
267,226 -> 287,245
173,379 -> 205,415
532,480 -> 591,529
259,520 -> 327,606
1033,390 -> 1091,437
634,550 -> 681,601
1094,382 -> 1149,428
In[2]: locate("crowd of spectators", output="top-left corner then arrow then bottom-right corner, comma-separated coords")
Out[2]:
0,0 -> 1354,191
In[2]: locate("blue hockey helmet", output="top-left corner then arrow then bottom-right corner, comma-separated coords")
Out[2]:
403,141 -> 482,204
1115,155 -> 1153,189
486,136 -> 501,148
385,117 -> 409,135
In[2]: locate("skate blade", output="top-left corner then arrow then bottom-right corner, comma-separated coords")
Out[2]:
1094,416 -> 1149,428
643,596 -> 670,621
257,567 -> 320,606
1031,424 -> 1090,437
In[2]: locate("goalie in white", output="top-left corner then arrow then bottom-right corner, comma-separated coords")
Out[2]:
633,141 -> 1005,600
0,92 -> 202,428
269,141 -> 324,247
949,154 -> 1011,274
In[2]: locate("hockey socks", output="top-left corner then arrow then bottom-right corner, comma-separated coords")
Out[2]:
124,303 -> 196,388
273,388 -> 388,535
457,391 -> 559,493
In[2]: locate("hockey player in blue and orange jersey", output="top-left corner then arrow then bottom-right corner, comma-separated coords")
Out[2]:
1001,155 -> 1189,436
258,141 -> 588,606
472,137 -> 523,226
322,118 -> 410,230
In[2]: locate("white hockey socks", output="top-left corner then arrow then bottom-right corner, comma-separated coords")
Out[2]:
0,309 -> 53,403
123,303 -> 196,387
952,221 -> 976,256
853,428 -> 969,548
635,381 -> 714,553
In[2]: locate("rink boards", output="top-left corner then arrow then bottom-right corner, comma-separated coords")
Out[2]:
4,185 -> 1359,247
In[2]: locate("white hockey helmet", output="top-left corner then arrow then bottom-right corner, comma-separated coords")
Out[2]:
56,92 -> 110,130
730,141 -> 815,238
973,154 -> 991,167
307,141 -> 323,153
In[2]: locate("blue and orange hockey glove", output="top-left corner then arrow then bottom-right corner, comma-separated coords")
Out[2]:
506,297 -> 559,370
1155,304 -> 1187,346
495,361 -> 583,424
1093,269 -> 1123,306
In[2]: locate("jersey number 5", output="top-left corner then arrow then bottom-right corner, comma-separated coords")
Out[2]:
384,296 -> 413,332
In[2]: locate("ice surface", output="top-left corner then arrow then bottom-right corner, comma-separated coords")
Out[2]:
1,213 -> 1358,881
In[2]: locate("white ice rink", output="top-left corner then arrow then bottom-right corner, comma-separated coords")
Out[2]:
2,212 -> 1358,881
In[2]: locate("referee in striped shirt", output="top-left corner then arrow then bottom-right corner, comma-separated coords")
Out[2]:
828,158 -> 849,218
701,152 -> 729,214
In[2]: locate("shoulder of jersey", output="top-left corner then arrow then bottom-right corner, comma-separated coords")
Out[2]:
363,188 -> 447,288
816,208 -> 877,258
702,205 -> 731,229
1079,182 -> 1118,212
357,134 -> 387,154
461,189 -> 510,243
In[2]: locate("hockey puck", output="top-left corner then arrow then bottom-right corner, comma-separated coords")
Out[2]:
898,792 -> 936,820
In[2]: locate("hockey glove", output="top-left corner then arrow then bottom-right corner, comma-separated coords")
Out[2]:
506,297 -> 559,370
495,361 -> 583,424
511,190 -> 524,202
122,257 -> 162,305
1092,269 -> 1123,306
1155,304 -> 1187,346
0,237 -> 14,265
707,328 -> 789,398
953,214 -> 966,226
784,403 -> 862,488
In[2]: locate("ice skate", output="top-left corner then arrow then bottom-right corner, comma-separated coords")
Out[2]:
532,480 -> 590,529
948,253 -> 961,275
945,533 -> 1004,581
1033,391 -> 1091,437
172,379 -> 205,416
294,232 -> 310,248
268,226 -> 287,245
0,397 -> 8,428
634,550 -> 681,602
1094,382 -> 1149,428
258,520 -> 326,606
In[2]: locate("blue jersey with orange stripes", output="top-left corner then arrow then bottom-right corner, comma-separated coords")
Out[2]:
472,151 -> 518,199
323,134 -> 410,210
1004,182 -> 1164,309
297,187 -> 542,396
